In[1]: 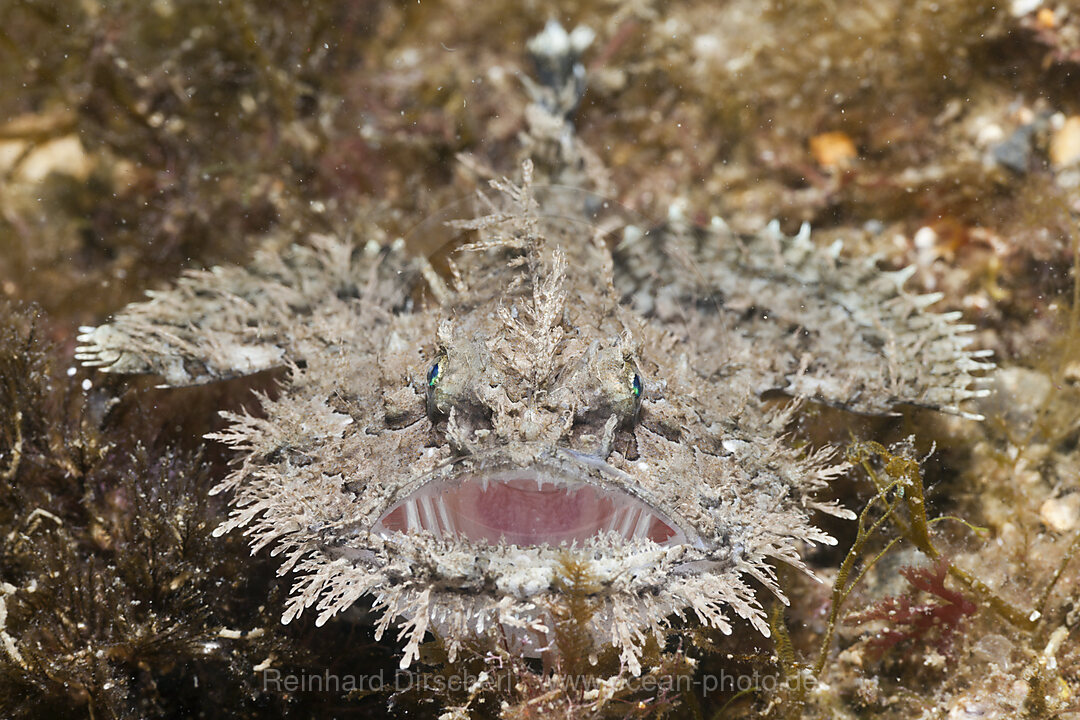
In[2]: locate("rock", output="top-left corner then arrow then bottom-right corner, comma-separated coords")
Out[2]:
977,367 -> 1052,427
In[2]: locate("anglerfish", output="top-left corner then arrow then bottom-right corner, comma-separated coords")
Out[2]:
76,22 -> 992,675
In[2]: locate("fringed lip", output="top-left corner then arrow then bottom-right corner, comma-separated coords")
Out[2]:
372,449 -> 697,549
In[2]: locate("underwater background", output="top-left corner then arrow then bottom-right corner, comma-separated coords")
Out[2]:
1,1 -> 1078,717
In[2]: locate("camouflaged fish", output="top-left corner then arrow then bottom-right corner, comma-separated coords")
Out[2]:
76,22 -> 992,674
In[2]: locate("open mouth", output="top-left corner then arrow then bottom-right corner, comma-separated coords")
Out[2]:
373,469 -> 684,547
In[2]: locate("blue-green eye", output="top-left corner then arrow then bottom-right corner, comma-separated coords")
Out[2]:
631,373 -> 642,398
427,360 -> 443,388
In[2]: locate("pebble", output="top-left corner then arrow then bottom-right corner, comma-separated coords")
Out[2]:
1010,0 -> 1043,17
1036,7 -> 1057,28
1040,494 -> 1080,532
1063,360 -> 1080,383
991,124 -> 1035,173
1050,116 -> 1080,168
810,131 -> 857,169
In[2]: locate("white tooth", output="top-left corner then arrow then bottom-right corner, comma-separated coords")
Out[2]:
795,222 -> 811,246
605,508 -> 624,534
632,511 -> 653,540
435,496 -> 454,536
419,495 -> 441,538
405,499 -> 421,532
480,476 -> 489,492
619,507 -> 640,538
536,475 -> 545,491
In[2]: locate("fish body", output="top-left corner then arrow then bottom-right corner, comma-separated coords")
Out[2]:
77,22 -> 991,675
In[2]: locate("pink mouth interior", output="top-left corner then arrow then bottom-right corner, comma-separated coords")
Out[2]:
374,472 -> 683,547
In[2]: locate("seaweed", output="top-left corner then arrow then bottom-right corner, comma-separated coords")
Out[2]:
0,303 -> 346,718
761,437 -> 1080,719
845,557 -> 977,660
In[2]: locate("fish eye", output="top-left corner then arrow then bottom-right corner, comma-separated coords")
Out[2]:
427,359 -> 443,388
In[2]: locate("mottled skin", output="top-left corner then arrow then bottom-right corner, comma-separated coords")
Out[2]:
76,24 -> 991,674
